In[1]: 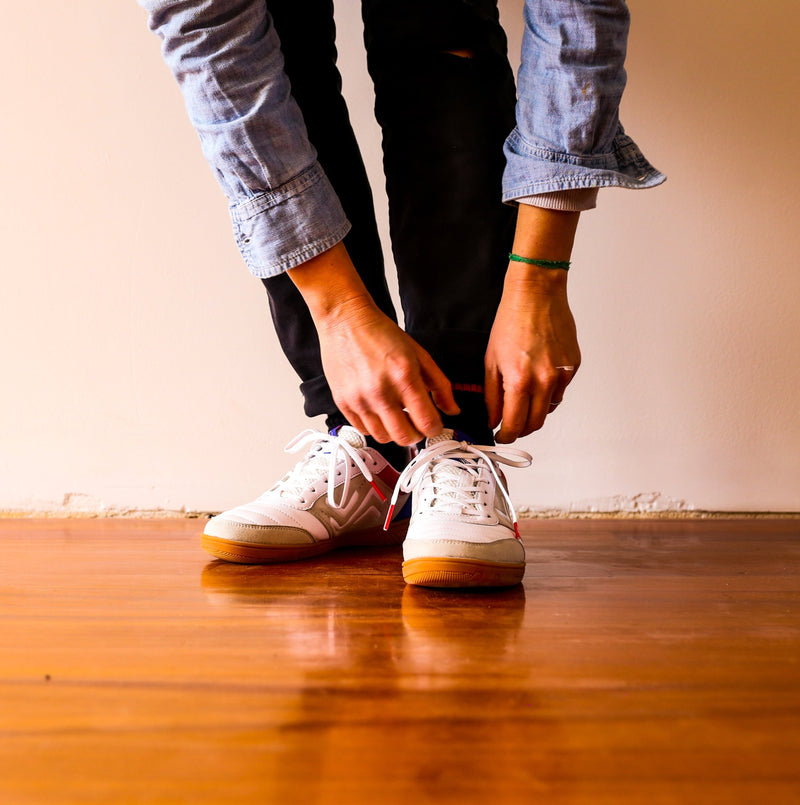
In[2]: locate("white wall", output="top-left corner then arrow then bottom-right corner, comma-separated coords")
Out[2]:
1,1 -> 798,515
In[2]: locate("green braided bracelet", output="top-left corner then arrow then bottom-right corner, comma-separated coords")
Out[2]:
508,253 -> 570,271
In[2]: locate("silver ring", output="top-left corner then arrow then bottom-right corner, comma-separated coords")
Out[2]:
549,401 -> 561,408
556,365 -> 576,372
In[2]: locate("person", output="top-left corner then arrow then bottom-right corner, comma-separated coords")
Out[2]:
138,0 -> 664,588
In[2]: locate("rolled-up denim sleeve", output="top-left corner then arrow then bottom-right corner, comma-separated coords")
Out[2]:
139,0 -> 350,277
502,0 -> 665,204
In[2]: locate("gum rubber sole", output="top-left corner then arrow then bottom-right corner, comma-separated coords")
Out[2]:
201,519 -> 409,564
201,534 -> 332,564
402,557 -> 525,588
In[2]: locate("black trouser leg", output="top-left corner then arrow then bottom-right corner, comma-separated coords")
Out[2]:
362,0 -> 518,443
261,0 -> 397,429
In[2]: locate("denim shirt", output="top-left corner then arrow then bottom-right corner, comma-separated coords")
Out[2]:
504,0 -> 664,206
140,0 -> 665,278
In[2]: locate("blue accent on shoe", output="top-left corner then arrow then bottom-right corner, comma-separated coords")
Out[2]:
395,494 -> 413,522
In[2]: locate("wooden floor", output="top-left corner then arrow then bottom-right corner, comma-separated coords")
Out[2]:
0,518 -> 798,804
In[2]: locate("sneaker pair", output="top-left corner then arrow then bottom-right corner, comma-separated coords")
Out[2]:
202,426 -> 532,588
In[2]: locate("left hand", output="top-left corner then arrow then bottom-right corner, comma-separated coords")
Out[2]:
485,271 -> 580,443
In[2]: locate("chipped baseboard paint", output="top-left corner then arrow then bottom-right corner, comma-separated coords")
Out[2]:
520,491 -> 701,518
0,507 -> 210,520
0,493 -> 211,520
522,492 -> 797,519
0,490 -> 797,520
521,511 -> 800,519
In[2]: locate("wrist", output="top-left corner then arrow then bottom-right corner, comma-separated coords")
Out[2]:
504,261 -> 568,299
287,242 -> 379,325
315,293 -> 380,330
504,204 -> 577,301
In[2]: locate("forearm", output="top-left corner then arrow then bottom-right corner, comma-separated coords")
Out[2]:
504,204 -> 580,297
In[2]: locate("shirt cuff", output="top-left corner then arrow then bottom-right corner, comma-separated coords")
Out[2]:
229,161 -> 351,278
515,188 -> 599,212
502,127 -> 666,203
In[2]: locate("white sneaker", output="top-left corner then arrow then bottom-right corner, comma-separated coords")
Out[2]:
202,426 -> 409,563
385,429 -> 532,588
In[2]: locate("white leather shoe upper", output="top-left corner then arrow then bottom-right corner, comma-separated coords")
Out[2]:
387,430 -> 532,563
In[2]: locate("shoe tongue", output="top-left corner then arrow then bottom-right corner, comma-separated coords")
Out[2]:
426,428 -> 455,447
332,425 -> 367,450
422,429 -> 484,513
426,428 -> 476,448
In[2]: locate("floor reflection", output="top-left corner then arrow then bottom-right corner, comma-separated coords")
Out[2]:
200,551 -> 527,673
199,551 -> 535,798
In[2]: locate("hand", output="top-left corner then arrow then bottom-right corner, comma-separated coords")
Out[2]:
317,299 -> 459,445
485,271 -> 580,444
288,243 -> 459,445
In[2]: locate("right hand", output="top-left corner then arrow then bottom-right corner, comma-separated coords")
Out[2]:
316,300 -> 459,445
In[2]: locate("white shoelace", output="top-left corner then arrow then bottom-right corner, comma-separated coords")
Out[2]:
270,429 -> 385,509
383,438 -> 532,532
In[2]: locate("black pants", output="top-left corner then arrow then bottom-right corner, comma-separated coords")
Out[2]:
262,0 -> 517,443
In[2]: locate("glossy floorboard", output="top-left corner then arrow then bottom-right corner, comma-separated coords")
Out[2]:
0,517 -> 798,804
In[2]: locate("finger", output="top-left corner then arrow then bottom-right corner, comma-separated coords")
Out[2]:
495,383 -> 531,444
417,349 -> 459,416
547,365 -> 577,413
358,410 -> 392,444
338,404 -> 371,439
546,398 -> 562,415
348,381 -> 423,445
553,364 -> 577,393
400,387 -> 443,440
484,364 -> 502,429
525,395 -> 551,435
555,363 -> 579,378
548,380 -> 569,411
522,370 -> 562,437
373,404 -> 424,447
